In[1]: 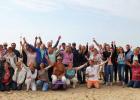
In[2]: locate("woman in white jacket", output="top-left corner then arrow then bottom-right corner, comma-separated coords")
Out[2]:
24,62 -> 37,91
12,61 -> 26,90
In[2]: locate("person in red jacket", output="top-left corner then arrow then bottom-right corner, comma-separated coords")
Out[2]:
127,57 -> 140,88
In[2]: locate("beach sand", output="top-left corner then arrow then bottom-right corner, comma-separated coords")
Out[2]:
0,85 -> 140,100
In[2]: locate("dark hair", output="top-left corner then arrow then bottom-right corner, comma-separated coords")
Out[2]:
72,43 -> 76,46
11,43 -> 16,46
27,44 -> 36,52
62,43 -> 66,45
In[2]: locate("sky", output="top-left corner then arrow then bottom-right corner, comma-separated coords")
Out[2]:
0,0 -> 140,48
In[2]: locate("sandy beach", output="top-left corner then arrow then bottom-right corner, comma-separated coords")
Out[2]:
0,85 -> 140,100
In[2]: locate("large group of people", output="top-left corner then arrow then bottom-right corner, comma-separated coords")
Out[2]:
0,35 -> 140,92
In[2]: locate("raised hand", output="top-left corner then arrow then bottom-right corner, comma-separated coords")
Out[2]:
35,36 -> 38,40
23,37 -> 26,41
58,35 -> 61,40
20,41 -> 22,45
38,36 -> 41,40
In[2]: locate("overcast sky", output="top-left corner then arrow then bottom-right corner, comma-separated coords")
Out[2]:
0,0 -> 140,48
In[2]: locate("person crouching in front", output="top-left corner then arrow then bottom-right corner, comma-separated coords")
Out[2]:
51,56 -> 66,84
12,61 -> 26,90
127,57 -> 140,88
86,59 -> 107,89
36,63 -> 50,92
25,62 -> 37,91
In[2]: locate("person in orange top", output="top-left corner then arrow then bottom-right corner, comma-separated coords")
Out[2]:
51,56 -> 66,84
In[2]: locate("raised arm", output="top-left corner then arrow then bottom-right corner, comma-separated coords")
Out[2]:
98,59 -> 108,66
84,43 -> 89,55
45,65 -> 53,70
53,36 -> 61,48
34,36 -> 38,47
93,38 -> 100,49
38,36 -> 43,44
76,62 -> 88,70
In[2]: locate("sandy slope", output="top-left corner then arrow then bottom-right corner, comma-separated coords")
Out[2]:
0,85 -> 140,100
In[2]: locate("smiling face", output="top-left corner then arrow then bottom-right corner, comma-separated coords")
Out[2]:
11,43 -> 16,49
134,48 -> 139,55
8,47 -> 13,54
126,45 -> 130,51
4,62 -> 10,70
16,62 -> 22,69
40,63 -> 45,69
89,60 -> 94,66
106,45 -> 110,51
40,44 -> 45,49
29,62 -> 35,70
119,47 -> 124,53
47,42 -> 52,48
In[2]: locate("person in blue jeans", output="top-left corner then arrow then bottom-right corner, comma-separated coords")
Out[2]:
105,65 -> 113,86
117,47 -> 125,86
36,63 -> 52,91
104,46 -> 113,86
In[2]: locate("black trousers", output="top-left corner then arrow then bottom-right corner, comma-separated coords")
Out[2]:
125,64 -> 132,84
48,67 -> 53,82
113,63 -> 118,82
77,68 -> 86,84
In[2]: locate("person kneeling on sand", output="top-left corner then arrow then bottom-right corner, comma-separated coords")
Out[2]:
51,56 -> 66,84
65,62 -> 88,88
24,62 -> 37,91
36,63 -> 52,91
86,59 -> 107,89
12,61 -> 26,90
127,57 -> 140,88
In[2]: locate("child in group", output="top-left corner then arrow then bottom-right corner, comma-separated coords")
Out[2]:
86,59 -> 107,89
65,62 -> 88,88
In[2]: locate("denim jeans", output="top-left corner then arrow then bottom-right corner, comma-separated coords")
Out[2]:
36,80 -> 48,91
128,80 -> 140,88
118,64 -> 125,82
105,65 -> 113,83
125,64 -> 132,84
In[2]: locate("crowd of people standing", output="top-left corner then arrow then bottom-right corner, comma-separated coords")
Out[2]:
0,35 -> 140,92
